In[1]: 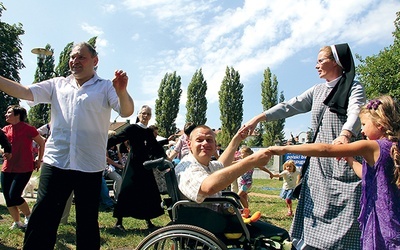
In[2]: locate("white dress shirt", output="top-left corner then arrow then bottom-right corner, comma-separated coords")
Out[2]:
29,73 -> 121,172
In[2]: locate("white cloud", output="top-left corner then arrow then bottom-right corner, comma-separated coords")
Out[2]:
122,0 -> 176,10
80,23 -> 108,55
122,0 -> 400,110
131,33 -> 140,41
101,4 -> 116,13
81,22 -> 104,36
340,1 -> 398,46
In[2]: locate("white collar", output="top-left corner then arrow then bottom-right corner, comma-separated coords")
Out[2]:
136,122 -> 147,128
325,76 -> 342,88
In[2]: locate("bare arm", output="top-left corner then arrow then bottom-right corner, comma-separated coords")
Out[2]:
200,149 -> 272,196
106,152 -> 124,170
345,157 -> 362,178
267,140 -> 379,168
112,70 -> 134,117
258,165 -> 275,179
0,76 -> 34,101
167,150 -> 178,162
218,126 -> 248,167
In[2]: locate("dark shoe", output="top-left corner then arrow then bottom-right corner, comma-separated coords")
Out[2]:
114,224 -> 126,232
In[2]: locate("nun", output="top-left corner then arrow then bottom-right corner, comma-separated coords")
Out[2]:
107,105 -> 166,231
243,43 -> 366,249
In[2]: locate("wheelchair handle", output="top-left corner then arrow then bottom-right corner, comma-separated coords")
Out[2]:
143,157 -> 173,171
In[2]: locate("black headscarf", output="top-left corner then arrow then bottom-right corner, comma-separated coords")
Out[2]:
323,43 -> 355,116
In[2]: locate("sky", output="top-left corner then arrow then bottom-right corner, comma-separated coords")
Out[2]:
2,0 -> 399,139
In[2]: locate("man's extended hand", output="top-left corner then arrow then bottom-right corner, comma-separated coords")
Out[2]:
237,125 -> 250,140
112,70 -> 128,94
112,69 -> 134,117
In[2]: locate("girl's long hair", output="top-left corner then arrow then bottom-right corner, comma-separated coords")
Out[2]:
360,95 -> 400,187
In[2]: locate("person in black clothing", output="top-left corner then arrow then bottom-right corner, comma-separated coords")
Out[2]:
0,130 -> 12,160
107,123 -> 166,231
0,130 -> 11,221
216,143 -> 224,156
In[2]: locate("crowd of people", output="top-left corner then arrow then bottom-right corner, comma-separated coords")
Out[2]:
0,41 -> 398,250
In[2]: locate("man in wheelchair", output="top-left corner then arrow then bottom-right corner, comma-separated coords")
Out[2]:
174,125 -> 290,248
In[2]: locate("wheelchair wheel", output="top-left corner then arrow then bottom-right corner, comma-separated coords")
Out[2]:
135,224 -> 228,250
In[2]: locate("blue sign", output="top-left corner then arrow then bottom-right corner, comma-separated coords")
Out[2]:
283,153 -> 307,168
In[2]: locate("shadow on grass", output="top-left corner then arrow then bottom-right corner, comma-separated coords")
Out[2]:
0,243 -> 16,250
54,230 -> 77,250
0,204 -> 8,214
251,199 -> 282,205
105,227 -> 149,235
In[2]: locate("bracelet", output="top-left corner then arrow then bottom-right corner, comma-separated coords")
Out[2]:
339,134 -> 351,140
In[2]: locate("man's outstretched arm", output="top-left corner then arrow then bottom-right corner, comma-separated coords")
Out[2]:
0,76 -> 33,101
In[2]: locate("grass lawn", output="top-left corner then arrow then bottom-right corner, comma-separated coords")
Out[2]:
0,178 -> 295,249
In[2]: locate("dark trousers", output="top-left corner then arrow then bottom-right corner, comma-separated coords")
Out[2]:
23,164 -> 102,250
0,171 -> 32,206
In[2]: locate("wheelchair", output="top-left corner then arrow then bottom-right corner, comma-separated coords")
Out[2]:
135,158 -> 291,250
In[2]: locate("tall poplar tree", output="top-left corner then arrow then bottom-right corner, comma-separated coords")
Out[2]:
217,66 -> 243,146
0,3 -> 23,127
55,42 -> 73,77
155,71 -> 182,137
186,68 -> 207,125
260,68 -> 285,146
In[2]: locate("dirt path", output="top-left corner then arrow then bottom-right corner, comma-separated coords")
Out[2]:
249,192 -> 279,198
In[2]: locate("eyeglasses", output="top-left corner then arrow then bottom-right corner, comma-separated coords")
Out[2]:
316,57 -> 331,65
140,112 -> 151,116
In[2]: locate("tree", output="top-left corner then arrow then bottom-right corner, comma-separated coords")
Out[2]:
155,71 -> 182,137
246,126 -> 263,147
0,3 -> 23,127
217,66 -> 244,146
27,44 -> 55,128
186,68 -> 207,126
55,42 -> 73,77
356,11 -> 400,99
260,68 -> 285,147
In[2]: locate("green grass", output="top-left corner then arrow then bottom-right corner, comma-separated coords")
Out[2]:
0,178 -> 295,249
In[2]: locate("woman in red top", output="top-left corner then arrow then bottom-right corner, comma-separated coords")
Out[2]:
1,105 -> 45,230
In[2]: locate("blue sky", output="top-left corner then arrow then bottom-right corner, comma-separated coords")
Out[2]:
2,0 -> 399,139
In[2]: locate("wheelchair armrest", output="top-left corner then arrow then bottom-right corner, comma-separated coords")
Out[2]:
202,197 -> 241,208
171,198 -> 241,219
222,191 -> 242,201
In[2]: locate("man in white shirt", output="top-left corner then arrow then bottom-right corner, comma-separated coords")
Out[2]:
0,42 -> 134,250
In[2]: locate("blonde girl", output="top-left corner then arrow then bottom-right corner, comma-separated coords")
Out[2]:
267,95 -> 400,249
270,160 -> 300,216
